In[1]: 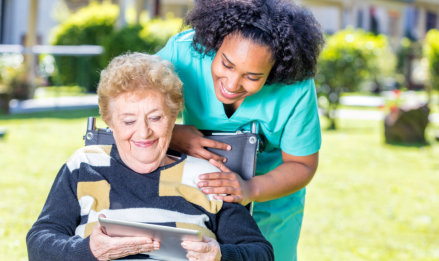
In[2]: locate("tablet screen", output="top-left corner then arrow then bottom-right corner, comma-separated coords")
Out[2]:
99,217 -> 202,261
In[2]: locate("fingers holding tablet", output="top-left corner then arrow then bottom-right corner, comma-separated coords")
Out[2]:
90,220 -> 158,260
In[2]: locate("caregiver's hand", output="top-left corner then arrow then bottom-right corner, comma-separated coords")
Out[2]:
171,125 -> 231,162
89,218 -> 159,261
198,159 -> 253,206
182,236 -> 221,261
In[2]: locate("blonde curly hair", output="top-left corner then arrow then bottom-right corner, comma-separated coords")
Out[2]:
97,52 -> 183,125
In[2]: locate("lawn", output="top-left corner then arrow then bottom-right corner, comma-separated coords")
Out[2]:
0,110 -> 438,260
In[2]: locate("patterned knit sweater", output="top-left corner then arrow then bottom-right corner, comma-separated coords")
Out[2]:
27,145 -> 273,261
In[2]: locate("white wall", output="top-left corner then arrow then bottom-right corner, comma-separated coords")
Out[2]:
2,0 -> 59,44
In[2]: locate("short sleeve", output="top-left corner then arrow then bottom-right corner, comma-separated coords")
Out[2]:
280,79 -> 321,156
156,34 -> 177,63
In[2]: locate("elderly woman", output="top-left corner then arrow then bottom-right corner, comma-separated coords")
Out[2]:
26,53 -> 273,261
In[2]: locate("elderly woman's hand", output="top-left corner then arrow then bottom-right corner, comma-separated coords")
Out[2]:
197,159 -> 253,206
89,221 -> 159,261
171,125 -> 231,163
182,236 -> 221,261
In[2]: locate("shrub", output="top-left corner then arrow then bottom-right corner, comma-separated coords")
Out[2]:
102,14 -> 184,68
316,28 -> 393,129
139,14 -> 184,53
50,2 -> 118,92
101,24 -> 149,67
424,29 -> 439,93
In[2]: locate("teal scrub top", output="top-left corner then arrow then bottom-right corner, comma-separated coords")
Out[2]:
157,30 -> 321,175
157,30 -> 321,260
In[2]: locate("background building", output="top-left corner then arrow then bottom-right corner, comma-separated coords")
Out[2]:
0,0 -> 438,46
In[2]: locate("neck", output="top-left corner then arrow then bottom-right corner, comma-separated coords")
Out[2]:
121,154 -> 174,174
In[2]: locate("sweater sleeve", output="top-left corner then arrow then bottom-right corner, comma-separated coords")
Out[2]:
215,203 -> 274,261
26,164 -> 97,261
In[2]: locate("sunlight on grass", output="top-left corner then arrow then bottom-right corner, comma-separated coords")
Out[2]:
299,119 -> 439,261
0,111 -> 438,260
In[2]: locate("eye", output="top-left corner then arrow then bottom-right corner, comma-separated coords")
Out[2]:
124,120 -> 135,126
222,61 -> 233,69
149,116 -> 162,122
247,76 -> 261,82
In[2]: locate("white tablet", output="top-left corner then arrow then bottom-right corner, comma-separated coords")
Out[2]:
98,216 -> 202,261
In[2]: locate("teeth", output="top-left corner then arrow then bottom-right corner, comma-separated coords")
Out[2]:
222,83 -> 235,95
224,88 -> 234,95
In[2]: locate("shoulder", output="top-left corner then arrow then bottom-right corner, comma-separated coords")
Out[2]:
66,145 -> 113,172
269,78 -> 315,95
254,78 -> 316,104
173,29 -> 195,43
184,156 -> 220,173
165,29 -> 195,48
180,156 -> 219,187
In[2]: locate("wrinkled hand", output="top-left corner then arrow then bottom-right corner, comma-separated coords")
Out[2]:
89,220 -> 159,261
198,159 -> 253,206
182,236 -> 221,261
171,125 -> 231,162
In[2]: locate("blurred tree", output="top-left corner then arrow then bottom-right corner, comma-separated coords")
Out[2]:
50,2 -> 119,92
102,14 -> 184,67
424,29 -> 439,102
424,29 -> 439,140
316,28 -> 393,130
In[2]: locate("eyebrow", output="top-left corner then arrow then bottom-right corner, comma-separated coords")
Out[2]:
222,53 -> 265,76
118,109 -> 160,117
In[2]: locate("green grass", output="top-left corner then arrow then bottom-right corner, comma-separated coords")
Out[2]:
0,111 -> 438,260
299,119 -> 439,261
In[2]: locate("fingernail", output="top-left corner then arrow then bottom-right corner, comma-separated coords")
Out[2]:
198,182 -> 206,187
202,188 -> 211,193
223,158 -> 227,163
227,145 -> 231,151
181,242 -> 187,247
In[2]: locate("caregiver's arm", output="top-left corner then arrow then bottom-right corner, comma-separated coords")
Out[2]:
250,151 -> 319,202
201,151 -> 318,204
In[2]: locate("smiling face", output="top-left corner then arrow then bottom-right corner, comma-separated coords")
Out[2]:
108,89 -> 176,174
211,33 -> 274,110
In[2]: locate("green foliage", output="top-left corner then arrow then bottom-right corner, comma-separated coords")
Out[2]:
0,54 -> 23,94
50,2 -> 119,92
0,54 -> 35,100
51,3 -> 183,90
101,14 -> 183,69
101,24 -> 149,67
424,29 -> 439,92
316,28 -> 393,129
139,14 -> 185,53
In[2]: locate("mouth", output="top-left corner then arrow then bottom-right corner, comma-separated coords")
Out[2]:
219,81 -> 245,100
132,139 -> 157,148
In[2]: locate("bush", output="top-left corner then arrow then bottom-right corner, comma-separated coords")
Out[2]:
101,24 -> 149,67
424,29 -> 439,93
139,14 -> 184,53
316,28 -> 393,129
50,2 -> 119,92
102,14 -> 184,68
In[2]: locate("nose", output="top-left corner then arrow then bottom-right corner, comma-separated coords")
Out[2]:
226,73 -> 242,92
139,118 -> 152,138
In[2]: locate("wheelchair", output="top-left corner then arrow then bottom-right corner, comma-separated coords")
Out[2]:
83,117 -> 262,212
83,117 -> 262,181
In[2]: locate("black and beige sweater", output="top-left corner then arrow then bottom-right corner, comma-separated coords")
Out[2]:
27,145 -> 273,261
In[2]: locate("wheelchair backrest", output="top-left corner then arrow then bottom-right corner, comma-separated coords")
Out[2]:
83,117 -> 260,181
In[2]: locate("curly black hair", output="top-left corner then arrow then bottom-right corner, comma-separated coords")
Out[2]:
185,0 -> 324,85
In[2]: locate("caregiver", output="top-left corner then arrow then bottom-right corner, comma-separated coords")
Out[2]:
157,0 -> 324,260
